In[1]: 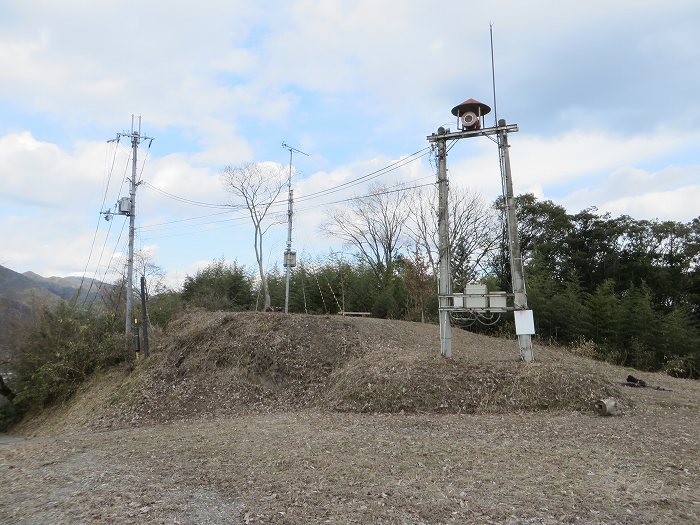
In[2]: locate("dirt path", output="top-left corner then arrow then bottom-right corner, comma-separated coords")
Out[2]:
1,402 -> 698,524
0,436 -> 25,445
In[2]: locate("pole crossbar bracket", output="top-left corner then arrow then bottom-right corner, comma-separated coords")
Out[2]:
426,123 -> 518,143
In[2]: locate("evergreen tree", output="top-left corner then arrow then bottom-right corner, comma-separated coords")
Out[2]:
181,260 -> 254,311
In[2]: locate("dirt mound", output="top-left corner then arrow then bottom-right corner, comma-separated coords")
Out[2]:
324,351 -> 616,413
150,310 -> 366,408
19,310 -> 624,432
91,311 -> 619,425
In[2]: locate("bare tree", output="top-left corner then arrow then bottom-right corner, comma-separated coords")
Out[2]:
98,249 -> 166,313
222,162 -> 286,310
401,243 -> 434,323
322,183 -> 410,288
133,250 -> 167,298
407,185 -> 500,290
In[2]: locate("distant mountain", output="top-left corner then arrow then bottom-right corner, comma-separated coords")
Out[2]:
20,270 -> 88,302
0,265 -> 96,305
0,264 -> 107,364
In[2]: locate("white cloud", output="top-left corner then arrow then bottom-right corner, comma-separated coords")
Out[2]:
510,130 -> 699,188
1,0 -> 699,284
601,186 -> 700,222
0,132 -> 107,207
0,214 -> 107,277
447,128 -> 700,206
561,164 -> 700,221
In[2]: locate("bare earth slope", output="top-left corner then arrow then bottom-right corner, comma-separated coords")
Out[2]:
1,311 -> 698,524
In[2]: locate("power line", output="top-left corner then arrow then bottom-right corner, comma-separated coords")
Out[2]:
140,221 -> 238,241
294,147 -> 431,203
74,138 -> 122,303
142,181 -> 236,209
300,180 -> 435,210
140,146 -> 430,213
139,180 -> 435,242
84,209 -> 129,311
137,209 -> 239,230
139,211 -> 250,235
79,135 -> 154,309
135,147 -> 433,244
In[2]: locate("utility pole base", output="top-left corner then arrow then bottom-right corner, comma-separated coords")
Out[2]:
518,335 -> 534,362
439,310 -> 452,358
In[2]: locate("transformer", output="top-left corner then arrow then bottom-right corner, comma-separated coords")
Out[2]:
284,250 -> 297,268
118,197 -> 132,214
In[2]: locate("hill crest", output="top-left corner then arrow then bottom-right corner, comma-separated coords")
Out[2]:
21,309 -> 685,435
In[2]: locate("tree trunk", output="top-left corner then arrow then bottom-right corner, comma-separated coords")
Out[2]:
254,226 -> 271,311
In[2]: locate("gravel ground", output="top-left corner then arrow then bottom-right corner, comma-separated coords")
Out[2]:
1,397 -> 698,524
1,313 -> 698,524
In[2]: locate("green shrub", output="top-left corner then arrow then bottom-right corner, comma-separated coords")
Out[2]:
12,303 -> 130,414
0,402 -> 22,432
182,259 -> 254,311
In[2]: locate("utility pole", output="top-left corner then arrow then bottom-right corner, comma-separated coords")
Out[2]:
111,116 -> 153,338
428,100 -> 534,362
125,123 -> 138,337
281,142 -> 308,314
436,127 -> 452,358
498,119 -> 534,362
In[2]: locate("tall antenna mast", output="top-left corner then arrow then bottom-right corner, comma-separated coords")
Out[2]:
490,22 -> 499,127
491,24 -> 508,206
281,142 -> 308,314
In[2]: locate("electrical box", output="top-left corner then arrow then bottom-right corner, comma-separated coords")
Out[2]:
118,197 -> 131,214
284,250 -> 297,268
464,284 -> 488,309
488,292 -> 508,312
514,310 -> 536,335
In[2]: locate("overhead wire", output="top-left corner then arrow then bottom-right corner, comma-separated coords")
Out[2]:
139,214 -> 251,241
294,147 -> 431,203
140,146 -> 431,216
77,140 -> 130,307
73,137 -> 122,303
138,209 -> 241,230
84,210 -> 129,311
79,213 -> 118,309
142,181 -> 235,209
298,179 -> 435,210
139,180 -> 435,242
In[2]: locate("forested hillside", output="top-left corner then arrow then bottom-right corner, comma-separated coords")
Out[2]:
0,265 -> 105,366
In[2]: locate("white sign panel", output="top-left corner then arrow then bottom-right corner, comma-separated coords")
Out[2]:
514,310 -> 535,335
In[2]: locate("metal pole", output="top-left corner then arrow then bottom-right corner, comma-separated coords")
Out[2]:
140,275 -> 150,358
281,142 -> 308,313
134,322 -> 141,355
436,127 -> 452,358
498,119 -> 534,362
284,147 -> 293,314
125,124 -> 138,338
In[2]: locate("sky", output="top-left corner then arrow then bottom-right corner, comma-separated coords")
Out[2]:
1,0 -> 699,289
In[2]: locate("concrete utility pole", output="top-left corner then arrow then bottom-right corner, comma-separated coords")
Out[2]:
281,142 -> 308,314
116,116 -> 153,338
498,119 -> 533,362
436,127 -> 452,358
125,127 -> 138,337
